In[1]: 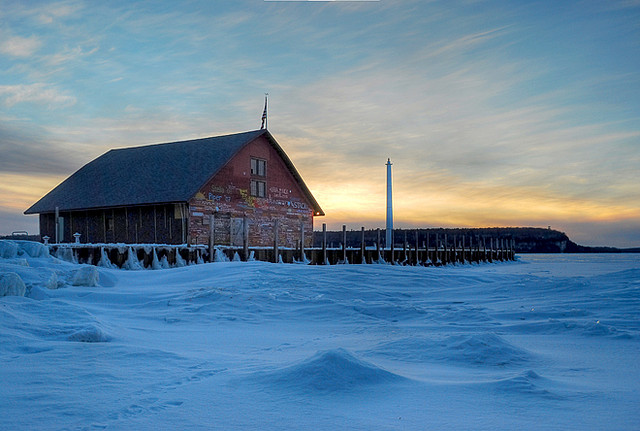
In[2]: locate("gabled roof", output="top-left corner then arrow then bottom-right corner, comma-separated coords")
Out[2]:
25,130 -> 324,216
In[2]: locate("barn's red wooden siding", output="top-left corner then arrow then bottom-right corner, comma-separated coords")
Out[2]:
188,135 -> 315,247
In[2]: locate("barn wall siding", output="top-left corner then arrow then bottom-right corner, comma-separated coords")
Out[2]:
188,135 -> 315,248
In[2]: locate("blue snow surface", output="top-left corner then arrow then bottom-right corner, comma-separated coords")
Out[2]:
1,241 -> 639,430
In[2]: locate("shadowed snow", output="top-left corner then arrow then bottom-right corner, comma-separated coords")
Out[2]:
251,348 -> 407,393
0,245 -> 638,430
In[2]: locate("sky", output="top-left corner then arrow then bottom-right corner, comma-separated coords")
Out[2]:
0,0 -> 639,247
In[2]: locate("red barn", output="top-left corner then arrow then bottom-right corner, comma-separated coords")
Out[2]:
25,130 -> 324,247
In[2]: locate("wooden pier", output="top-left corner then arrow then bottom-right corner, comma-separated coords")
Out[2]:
47,224 -> 515,268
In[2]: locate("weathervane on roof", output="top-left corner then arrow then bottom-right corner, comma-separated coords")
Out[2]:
260,93 -> 269,130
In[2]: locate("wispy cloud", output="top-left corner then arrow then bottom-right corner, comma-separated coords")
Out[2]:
1,0 -> 83,25
605,0 -> 640,11
44,45 -> 99,67
0,35 -> 41,58
33,0 -> 82,24
0,121 -> 84,175
0,83 -> 76,107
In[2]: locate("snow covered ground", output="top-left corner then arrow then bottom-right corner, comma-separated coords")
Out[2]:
1,241 -> 638,430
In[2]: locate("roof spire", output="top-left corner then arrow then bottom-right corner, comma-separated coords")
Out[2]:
260,93 -> 268,130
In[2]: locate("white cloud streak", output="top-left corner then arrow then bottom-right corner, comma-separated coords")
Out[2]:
0,35 -> 41,58
0,83 -> 76,108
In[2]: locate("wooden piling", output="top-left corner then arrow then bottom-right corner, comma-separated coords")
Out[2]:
243,216 -> 249,261
426,234 -> 430,265
461,235 -> 466,263
322,223 -> 327,265
300,219 -> 305,262
490,237 -> 494,263
414,229 -> 419,265
342,225 -> 347,264
444,234 -> 449,264
453,235 -> 458,264
390,231 -> 395,264
209,214 -> 215,262
361,227 -> 366,264
483,237 -> 487,262
273,219 -> 279,263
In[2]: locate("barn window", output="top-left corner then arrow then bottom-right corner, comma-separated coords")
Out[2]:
251,180 -> 266,197
251,158 -> 266,177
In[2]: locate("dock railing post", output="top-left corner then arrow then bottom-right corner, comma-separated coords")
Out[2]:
360,227 -> 366,264
322,223 -> 328,265
504,238 -> 507,261
55,206 -> 59,244
390,231 -> 395,264
243,215 -> 249,262
453,235 -> 457,264
273,219 -> 279,263
472,236 -> 476,263
444,234 -> 449,265
209,214 -> 215,263
414,229 -> 419,266
300,219 -> 305,262
402,231 -> 407,264
506,238 -> 509,261
426,234 -> 430,265
490,237 -> 494,263
483,237 -> 487,262
462,235 -> 466,263
474,236 -> 478,262
342,224 -> 347,264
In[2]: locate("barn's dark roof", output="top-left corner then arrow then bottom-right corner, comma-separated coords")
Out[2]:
25,130 -> 324,215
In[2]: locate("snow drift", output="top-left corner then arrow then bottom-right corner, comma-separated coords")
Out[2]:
252,348 -> 406,393
0,245 -> 638,430
0,272 -> 26,297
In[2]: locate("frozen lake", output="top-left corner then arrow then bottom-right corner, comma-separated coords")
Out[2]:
1,245 -> 638,430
